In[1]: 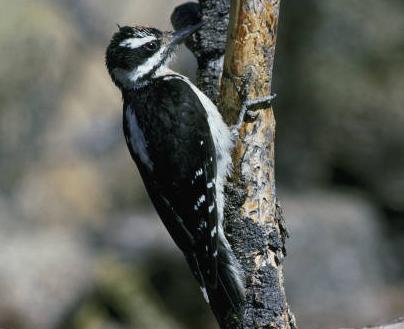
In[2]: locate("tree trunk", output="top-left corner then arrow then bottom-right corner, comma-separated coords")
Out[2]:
172,0 -> 296,328
219,1 -> 297,328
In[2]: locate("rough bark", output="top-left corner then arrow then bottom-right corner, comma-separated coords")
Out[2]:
172,0 -> 230,103
219,1 -> 296,328
172,1 -> 296,328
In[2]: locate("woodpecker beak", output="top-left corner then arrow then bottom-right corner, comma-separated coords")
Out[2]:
171,22 -> 203,45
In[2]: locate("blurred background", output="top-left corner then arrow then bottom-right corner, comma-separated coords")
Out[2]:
0,0 -> 403,328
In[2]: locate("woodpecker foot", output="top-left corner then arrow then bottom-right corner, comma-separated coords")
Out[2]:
226,69 -> 277,139
232,93 -> 277,138
226,67 -> 277,110
245,110 -> 259,121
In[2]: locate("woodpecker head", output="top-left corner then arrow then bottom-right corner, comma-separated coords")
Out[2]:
106,23 -> 202,90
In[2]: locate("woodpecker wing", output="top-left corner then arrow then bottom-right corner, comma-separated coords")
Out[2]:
123,76 -> 219,288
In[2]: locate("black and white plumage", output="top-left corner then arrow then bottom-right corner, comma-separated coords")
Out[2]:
106,24 -> 244,315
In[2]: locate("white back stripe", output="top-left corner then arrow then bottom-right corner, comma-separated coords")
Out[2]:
126,105 -> 153,170
200,287 -> 210,303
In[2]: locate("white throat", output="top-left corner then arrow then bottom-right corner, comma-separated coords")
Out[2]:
112,49 -> 175,90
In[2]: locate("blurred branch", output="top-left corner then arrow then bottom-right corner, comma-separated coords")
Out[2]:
345,319 -> 404,329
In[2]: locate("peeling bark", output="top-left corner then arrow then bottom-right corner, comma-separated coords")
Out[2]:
172,1 -> 296,328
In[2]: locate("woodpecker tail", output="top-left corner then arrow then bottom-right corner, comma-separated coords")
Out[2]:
207,228 -> 245,324
184,228 -> 245,325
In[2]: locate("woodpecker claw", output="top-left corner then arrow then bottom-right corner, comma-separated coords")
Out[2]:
226,70 -> 277,140
246,110 -> 259,120
232,93 -> 277,138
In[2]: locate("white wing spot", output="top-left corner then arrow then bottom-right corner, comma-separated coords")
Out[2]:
200,287 -> 209,304
194,169 -> 203,178
213,250 -> 218,257
200,140 -> 204,146
208,203 -> 215,213
197,195 -> 206,206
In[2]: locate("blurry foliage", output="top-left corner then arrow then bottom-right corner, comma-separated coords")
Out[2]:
0,1 -> 78,191
58,259 -> 185,329
56,256 -> 214,329
146,254 -> 215,329
275,0 -> 404,213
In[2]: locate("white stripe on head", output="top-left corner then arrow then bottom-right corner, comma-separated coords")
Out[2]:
113,46 -> 167,88
119,36 -> 156,49
128,46 -> 166,82
112,41 -> 177,88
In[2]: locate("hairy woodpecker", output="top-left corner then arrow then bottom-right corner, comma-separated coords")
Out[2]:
105,23 -> 245,314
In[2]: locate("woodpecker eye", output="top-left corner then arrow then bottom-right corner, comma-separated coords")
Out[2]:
144,41 -> 159,51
